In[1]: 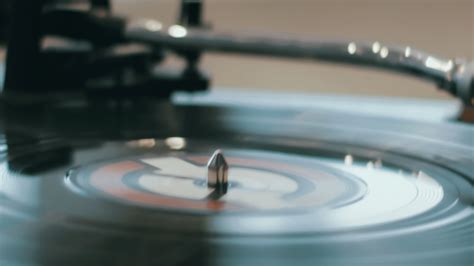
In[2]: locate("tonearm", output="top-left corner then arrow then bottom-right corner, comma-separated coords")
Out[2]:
2,0 -> 473,106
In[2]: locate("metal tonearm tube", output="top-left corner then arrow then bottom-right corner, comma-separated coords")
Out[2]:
124,19 -> 473,105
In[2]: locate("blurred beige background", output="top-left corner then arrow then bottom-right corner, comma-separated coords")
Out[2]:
115,0 -> 473,99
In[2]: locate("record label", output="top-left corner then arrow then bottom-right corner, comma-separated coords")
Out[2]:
66,152 -> 365,214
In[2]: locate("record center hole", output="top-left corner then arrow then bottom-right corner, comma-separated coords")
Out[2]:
193,179 -> 241,189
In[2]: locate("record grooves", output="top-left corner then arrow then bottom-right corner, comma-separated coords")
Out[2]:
0,103 -> 472,265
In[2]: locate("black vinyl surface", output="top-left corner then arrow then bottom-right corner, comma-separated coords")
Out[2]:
0,100 -> 472,266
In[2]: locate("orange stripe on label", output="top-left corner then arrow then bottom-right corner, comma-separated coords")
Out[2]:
89,161 -> 231,211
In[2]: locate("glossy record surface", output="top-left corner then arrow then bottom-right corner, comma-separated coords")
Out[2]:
0,100 -> 472,265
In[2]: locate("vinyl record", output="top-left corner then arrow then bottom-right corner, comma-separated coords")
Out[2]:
0,101 -> 472,266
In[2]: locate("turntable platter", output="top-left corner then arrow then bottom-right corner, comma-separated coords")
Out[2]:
0,102 -> 472,265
